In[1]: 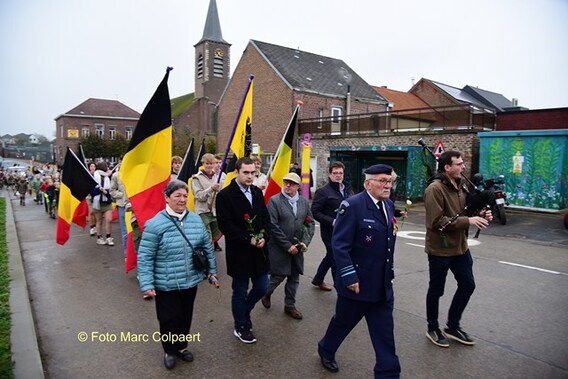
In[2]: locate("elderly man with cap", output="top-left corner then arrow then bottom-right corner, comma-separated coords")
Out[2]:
261,172 -> 315,319
318,164 -> 401,378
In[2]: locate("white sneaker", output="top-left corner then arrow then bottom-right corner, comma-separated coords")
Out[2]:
96,237 -> 107,245
106,237 -> 115,246
89,227 -> 96,236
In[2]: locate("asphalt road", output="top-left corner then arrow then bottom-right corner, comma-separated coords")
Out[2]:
7,191 -> 568,378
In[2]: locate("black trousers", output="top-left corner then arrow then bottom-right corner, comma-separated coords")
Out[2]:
155,286 -> 198,354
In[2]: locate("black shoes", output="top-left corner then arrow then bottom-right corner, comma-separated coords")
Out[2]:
318,349 -> 339,373
234,326 -> 257,343
426,329 -> 450,348
164,353 -> 176,370
443,327 -> 476,345
164,349 -> 194,369
176,349 -> 194,362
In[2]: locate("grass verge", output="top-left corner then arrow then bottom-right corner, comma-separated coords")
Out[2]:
0,197 -> 13,378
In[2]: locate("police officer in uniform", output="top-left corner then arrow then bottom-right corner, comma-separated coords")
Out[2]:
318,164 -> 401,378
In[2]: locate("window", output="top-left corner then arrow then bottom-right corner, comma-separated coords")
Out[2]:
95,123 -> 104,139
317,109 -> 324,129
125,127 -> 133,140
331,107 -> 342,123
82,128 -> 90,138
197,54 -> 204,79
213,56 -> 224,78
109,127 -> 116,140
331,107 -> 342,135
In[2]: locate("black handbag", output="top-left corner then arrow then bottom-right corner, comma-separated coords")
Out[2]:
168,215 -> 209,272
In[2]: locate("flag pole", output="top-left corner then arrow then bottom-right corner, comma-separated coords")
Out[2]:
218,74 -> 254,182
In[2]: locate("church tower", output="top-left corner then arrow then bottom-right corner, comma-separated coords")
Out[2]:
194,0 -> 231,103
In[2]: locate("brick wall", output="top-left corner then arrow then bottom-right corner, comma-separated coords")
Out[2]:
496,108 -> 568,130
309,131 -> 480,186
410,80 -> 459,107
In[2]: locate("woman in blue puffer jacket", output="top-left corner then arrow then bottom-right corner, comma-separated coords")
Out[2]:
137,180 -> 218,370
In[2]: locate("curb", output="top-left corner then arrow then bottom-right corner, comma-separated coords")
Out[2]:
5,194 -> 45,378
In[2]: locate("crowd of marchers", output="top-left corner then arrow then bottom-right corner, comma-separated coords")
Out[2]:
8,150 -> 493,379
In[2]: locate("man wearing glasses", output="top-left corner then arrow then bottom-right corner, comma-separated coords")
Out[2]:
318,163 -> 400,377
424,151 -> 492,348
311,161 -> 353,291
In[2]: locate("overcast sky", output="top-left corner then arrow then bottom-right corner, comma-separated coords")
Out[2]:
1,0 -> 567,139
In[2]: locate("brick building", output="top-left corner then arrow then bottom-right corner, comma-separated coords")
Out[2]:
53,98 -> 139,165
216,40 -> 388,156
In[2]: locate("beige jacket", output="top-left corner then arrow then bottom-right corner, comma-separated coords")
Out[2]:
191,171 -> 218,215
424,174 -> 470,256
110,171 -> 129,207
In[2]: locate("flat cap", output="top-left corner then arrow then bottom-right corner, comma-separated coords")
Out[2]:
283,172 -> 301,184
364,164 -> 393,175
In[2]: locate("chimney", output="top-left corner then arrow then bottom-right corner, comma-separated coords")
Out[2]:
512,98 -> 518,107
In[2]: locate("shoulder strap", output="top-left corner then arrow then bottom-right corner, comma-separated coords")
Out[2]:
167,213 -> 194,250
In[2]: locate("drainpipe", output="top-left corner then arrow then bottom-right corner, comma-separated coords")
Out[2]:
346,85 -> 351,134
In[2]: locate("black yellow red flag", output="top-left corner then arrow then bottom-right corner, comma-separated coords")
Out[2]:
119,68 -> 173,234
56,147 -> 97,245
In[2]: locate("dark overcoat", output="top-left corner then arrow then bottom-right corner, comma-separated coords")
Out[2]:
216,178 -> 270,278
266,193 -> 315,276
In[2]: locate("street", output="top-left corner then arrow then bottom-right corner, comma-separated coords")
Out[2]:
6,190 -> 568,378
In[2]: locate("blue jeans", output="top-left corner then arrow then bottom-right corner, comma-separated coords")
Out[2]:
426,250 -> 476,331
117,206 -> 127,257
231,273 -> 269,330
313,239 -> 336,285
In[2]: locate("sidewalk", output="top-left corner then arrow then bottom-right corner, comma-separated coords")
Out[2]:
5,191 -> 44,378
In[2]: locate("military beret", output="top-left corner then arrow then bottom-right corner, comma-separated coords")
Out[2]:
364,164 -> 393,175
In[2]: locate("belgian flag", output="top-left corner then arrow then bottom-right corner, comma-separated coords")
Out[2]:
220,76 -> 253,187
264,104 -> 301,203
56,147 -> 97,245
119,68 -> 173,233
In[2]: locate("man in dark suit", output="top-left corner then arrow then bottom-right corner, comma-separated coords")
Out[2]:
216,157 -> 271,344
318,164 -> 401,378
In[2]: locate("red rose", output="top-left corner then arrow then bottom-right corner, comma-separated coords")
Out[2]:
305,216 -> 312,223
244,213 -> 250,220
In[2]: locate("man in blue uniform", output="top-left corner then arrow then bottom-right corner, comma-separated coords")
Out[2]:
318,164 -> 401,378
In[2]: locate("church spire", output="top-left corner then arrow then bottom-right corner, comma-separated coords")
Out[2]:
197,0 -> 227,44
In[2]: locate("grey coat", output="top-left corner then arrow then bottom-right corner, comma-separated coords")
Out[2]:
267,193 -> 315,276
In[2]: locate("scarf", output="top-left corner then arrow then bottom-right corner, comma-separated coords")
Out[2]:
201,169 -> 214,180
281,189 -> 299,216
165,204 -> 187,221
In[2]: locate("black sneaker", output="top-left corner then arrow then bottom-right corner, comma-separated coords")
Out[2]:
426,329 -> 450,347
233,327 -> 256,344
443,328 -> 475,345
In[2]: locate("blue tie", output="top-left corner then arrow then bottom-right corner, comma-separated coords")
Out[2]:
377,201 -> 387,224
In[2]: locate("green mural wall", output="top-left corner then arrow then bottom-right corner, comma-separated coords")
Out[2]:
478,130 -> 568,210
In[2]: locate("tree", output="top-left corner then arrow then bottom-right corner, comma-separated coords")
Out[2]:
81,134 -> 106,160
36,135 -> 49,144
172,128 -> 195,158
107,134 -> 129,159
